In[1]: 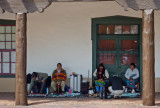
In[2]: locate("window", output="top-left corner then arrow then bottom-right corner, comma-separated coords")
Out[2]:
121,40 -> 138,51
0,20 -> 16,76
99,40 -> 115,51
121,54 -> 137,65
98,24 -> 138,35
99,54 -> 115,65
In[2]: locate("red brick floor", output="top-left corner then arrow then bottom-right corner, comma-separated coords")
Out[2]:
0,93 -> 160,108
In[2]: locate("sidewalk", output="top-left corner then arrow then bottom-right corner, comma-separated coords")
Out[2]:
0,93 -> 160,108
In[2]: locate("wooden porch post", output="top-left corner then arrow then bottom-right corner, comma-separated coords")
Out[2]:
15,13 -> 28,106
142,9 -> 155,106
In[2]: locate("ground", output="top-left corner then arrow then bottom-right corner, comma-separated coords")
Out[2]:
0,93 -> 160,108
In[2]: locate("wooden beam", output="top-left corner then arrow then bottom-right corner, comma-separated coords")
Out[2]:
0,0 -> 115,14
142,9 -> 155,106
15,13 -> 28,106
115,0 -> 160,11
53,0 -> 114,1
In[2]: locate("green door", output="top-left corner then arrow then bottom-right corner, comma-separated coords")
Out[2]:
97,36 -> 119,77
118,37 -> 140,80
97,35 -> 139,81
92,16 -> 142,90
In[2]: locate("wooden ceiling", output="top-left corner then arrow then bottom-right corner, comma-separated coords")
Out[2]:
116,0 -> 160,11
0,0 -> 159,13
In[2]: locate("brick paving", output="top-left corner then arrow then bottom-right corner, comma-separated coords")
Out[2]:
0,93 -> 160,108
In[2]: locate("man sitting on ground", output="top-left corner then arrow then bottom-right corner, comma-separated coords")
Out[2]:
107,75 -> 126,98
28,72 -> 48,94
51,63 -> 67,94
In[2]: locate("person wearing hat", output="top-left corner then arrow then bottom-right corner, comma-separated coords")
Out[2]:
28,72 -> 48,94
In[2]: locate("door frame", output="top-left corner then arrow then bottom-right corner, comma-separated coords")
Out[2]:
91,16 -> 143,91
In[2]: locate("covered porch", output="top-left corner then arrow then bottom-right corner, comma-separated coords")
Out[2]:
0,0 -> 159,106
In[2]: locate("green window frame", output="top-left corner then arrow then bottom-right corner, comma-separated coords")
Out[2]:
0,19 -> 16,78
92,16 -> 143,91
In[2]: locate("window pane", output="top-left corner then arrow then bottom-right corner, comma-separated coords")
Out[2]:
0,42 -> 5,49
123,25 -> 130,34
107,25 -> 114,34
121,54 -> 137,65
6,34 -> 11,41
6,42 -> 11,49
0,26 -> 5,33
99,54 -> 115,65
12,34 -> 15,41
11,63 -> 15,74
0,34 -> 5,41
131,25 -> 138,34
121,40 -> 137,51
11,51 -> 16,62
115,25 -> 122,34
3,52 -> 10,62
12,42 -> 16,49
3,63 -> 10,73
99,25 -> 107,34
12,26 -> 16,33
6,26 -> 12,33
100,40 -> 115,51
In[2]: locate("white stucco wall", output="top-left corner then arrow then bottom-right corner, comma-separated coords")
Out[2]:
154,11 -> 160,78
0,1 -> 160,85
26,2 -> 160,78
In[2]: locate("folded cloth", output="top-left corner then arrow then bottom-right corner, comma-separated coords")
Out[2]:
95,79 -> 105,87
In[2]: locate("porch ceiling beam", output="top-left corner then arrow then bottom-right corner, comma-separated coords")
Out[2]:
116,0 -> 160,11
53,0 -> 114,1
0,0 -> 52,13
0,0 -> 114,13
0,0 -> 160,13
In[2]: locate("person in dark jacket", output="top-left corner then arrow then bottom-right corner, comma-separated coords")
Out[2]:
28,72 -> 48,94
107,75 -> 126,98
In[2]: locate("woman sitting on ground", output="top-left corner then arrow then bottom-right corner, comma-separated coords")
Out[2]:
125,63 -> 139,93
93,63 -> 109,96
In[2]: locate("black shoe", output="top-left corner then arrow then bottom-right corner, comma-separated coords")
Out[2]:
114,96 -> 119,99
61,91 -> 65,94
105,95 -> 111,99
99,92 -> 103,99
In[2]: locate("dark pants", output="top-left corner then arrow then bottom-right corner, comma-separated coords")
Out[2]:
105,83 -> 110,94
99,83 -> 110,99
33,81 -> 46,93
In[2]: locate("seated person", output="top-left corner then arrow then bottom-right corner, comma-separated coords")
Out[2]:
107,75 -> 126,98
93,63 -> 109,95
28,72 -> 48,94
51,63 -> 67,94
125,63 -> 139,93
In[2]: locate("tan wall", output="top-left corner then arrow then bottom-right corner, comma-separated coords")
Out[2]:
0,78 -> 15,92
0,78 -> 92,92
1,78 -> 160,92
155,78 -> 160,92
